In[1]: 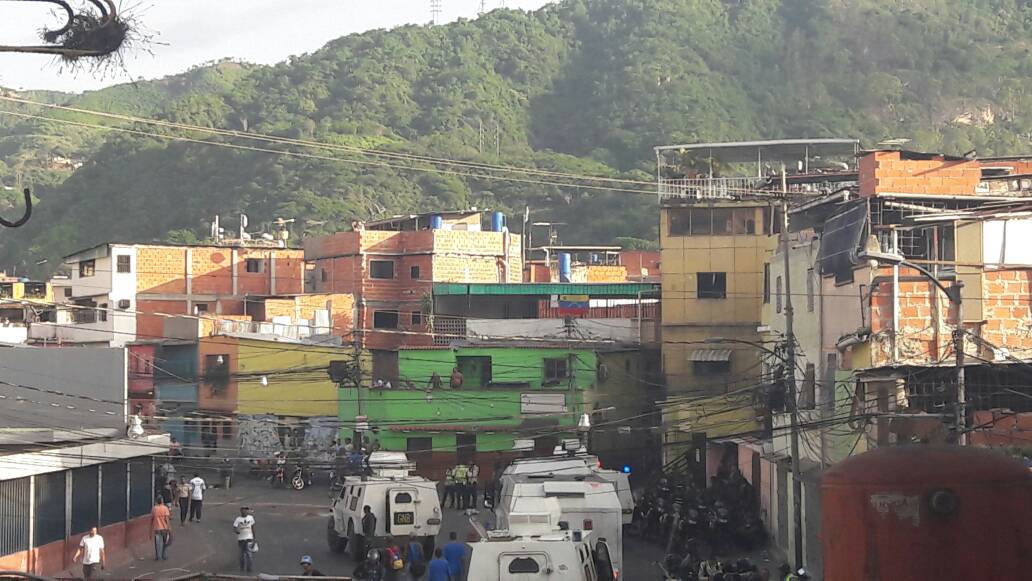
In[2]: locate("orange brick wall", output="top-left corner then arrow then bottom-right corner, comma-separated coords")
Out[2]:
136,299 -> 188,340
859,150 -> 982,197
869,269 -> 1032,366
260,293 -> 356,337
190,247 -> 233,295
587,265 -> 629,282
969,410 -> 1032,448
136,247 -> 187,293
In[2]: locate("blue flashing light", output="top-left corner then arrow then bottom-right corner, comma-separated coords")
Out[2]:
622,465 -> 632,474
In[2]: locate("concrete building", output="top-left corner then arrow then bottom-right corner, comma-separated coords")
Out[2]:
0,277 -> 52,344
304,211 -> 523,356
29,242 -> 305,346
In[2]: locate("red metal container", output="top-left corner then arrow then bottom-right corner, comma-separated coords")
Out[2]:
821,445 -> 1031,580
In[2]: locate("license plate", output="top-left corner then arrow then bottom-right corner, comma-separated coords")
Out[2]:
394,512 -> 415,525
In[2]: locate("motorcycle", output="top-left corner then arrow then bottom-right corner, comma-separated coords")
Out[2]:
291,462 -> 313,490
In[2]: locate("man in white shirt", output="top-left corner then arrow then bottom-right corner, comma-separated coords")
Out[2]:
189,473 -> 206,522
233,506 -> 257,573
73,526 -> 106,579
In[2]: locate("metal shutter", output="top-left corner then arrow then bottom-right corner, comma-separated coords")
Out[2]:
33,471 -> 66,546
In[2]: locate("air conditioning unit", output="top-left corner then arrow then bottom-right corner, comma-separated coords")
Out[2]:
117,299 -> 131,309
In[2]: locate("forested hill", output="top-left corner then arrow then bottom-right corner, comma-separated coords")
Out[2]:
1,0 -> 1031,274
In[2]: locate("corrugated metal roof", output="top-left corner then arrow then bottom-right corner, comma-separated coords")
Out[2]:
688,348 -> 732,362
433,282 -> 660,296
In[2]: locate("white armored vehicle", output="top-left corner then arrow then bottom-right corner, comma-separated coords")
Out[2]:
327,452 -> 442,558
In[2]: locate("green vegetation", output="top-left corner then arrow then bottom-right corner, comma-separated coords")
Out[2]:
1,0 -> 1031,274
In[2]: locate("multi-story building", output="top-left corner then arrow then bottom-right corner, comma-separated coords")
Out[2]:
304,211 -> 523,371
29,242 -> 304,346
656,139 -> 861,464
0,276 -> 52,344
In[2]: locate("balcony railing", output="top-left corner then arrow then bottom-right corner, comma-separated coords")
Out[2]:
659,177 -> 769,201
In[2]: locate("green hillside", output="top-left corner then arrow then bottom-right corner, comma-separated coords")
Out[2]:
1,0 -> 1030,274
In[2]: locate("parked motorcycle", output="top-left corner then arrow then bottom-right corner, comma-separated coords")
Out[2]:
291,462 -> 313,490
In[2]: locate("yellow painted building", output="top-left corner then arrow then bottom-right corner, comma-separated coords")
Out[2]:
228,336 -> 345,417
659,202 -> 779,457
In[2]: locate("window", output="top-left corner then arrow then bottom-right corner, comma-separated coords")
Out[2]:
694,360 -> 731,376
806,268 -> 815,312
194,303 -> 210,314
457,356 -> 492,387
732,208 -> 757,235
544,358 -> 569,383
508,557 -> 541,574
410,311 -> 423,327
776,276 -> 783,313
410,265 -> 421,279
690,207 -> 713,236
205,354 -> 230,380
711,207 -> 733,235
79,259 -> 95,278
406,437 -> 433,455
320,268 -> 328,283
370,260 -> 395,279
763,263 -> 771,304
373,310 -> 399,329
98,304 -> 108,322
116,255 -> 132,273
245,258 -> 264,273
697,272 -> 727,299
64,287 -> 73,297
393,492 -> 413,504
669,209 -> 691,236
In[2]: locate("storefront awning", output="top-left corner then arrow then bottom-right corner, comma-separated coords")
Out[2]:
688,348 -> 732,362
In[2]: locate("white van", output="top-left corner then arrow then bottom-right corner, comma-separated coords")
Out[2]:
503,455 -> 635,525
467,528 -> 618,581
495,475 -> 624,577
327,452 -> 442,559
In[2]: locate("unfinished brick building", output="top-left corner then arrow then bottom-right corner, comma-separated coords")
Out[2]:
304,211 -> 522,358
31,242 -> 304,346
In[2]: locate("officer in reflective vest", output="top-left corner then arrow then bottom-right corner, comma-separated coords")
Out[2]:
452,464 -> 469,509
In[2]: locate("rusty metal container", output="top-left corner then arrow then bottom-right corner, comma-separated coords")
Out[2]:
821,445 -> 1031,580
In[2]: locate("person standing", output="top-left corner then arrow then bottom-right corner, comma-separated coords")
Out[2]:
357,504 -> 376,561
383,535 -> 403,580
188,473 -> 206,522
233,506 -> 257,573
73,526 -> 105,579
442,466 -> 456,509
449,367 -> 464,389
443,532 -> 465,581
176,477 -> 191,525
427,548 -> 449,581
151,498 -> 172,561
407,537 -> 426,579
452,464 -> 468,509
466,462 -> 480,510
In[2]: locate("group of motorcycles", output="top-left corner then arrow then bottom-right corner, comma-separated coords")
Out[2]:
631,471 -> 767,580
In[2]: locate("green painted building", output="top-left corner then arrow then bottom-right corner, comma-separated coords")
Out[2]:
337,341 -> 661,479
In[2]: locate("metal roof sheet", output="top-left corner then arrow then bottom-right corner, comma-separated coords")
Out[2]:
433,282 -> 660,296
688,348 -> 732,362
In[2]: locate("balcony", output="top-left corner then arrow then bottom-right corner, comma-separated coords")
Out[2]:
659,176 -> 766,201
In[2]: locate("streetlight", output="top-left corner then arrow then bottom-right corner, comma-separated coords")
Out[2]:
859,251 -> 966,445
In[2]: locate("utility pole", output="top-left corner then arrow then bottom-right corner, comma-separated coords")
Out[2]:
430,0 -> 442,25
952,281 -> 966,445
478,0 -> 486,15
780,168 -> 804,570
478,119 -> 484,153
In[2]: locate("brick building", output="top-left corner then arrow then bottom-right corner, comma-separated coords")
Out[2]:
304,211 -> 522,361
29,242 -> 304,346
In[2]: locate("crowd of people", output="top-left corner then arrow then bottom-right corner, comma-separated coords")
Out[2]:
632,468 -> 781,581
442,462 -> 481,510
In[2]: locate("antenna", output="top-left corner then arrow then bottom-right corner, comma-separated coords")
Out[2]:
430,0 -> 442,25
478,0 -> 486,14
239,213 -> 249,239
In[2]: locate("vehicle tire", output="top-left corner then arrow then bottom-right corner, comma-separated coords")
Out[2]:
292,475 -> 306,490
327,517 -> 347,553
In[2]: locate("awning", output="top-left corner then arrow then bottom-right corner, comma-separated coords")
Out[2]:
688,348 -> 732,362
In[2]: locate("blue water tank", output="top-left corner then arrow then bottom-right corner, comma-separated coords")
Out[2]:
559,252 -> 572,282
491,211 -> 506,232
430,214 -> 444,230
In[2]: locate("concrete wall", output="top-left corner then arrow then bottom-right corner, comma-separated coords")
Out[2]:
466,318 -> 643,343
0,346 -> 127,435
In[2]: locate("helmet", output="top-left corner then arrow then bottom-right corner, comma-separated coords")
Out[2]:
366,548 -> 381,563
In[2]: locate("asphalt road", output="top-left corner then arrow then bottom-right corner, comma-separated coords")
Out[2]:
98,476 -> 674,580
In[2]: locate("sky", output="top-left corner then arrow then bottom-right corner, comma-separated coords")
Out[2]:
0,0 -> 551,92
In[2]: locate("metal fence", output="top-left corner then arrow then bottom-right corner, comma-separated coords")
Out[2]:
0,477 -> 30,556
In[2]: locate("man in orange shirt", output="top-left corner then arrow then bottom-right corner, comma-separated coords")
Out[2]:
151,497 -> 172,560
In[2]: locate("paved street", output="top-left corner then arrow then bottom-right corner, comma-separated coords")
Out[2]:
76,475 -> 673,580
48,467 -> 784,580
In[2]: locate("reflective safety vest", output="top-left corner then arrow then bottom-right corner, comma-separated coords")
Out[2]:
453,464 -> 469,482
444,468 -> 456,485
